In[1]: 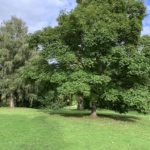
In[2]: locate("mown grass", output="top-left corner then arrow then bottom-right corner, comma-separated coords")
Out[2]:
0,108 -> 150,150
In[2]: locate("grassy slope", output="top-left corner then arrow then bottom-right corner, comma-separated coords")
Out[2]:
0,108 -> 150,150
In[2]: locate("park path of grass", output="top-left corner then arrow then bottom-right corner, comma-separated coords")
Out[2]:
0,108 -> 150,150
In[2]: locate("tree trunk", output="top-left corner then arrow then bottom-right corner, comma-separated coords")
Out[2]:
90,102 -> 97,118
9,93 -> 15,108
77,95 -> 84,110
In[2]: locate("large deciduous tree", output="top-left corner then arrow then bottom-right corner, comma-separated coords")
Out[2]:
30,0 -> 150,116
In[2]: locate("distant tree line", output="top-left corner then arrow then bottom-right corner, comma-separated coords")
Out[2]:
0,0 -> 150,117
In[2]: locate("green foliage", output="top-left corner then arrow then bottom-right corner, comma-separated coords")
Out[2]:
0,16 -> 32,107
34,0 -> 149,114
2,0 -> 149,114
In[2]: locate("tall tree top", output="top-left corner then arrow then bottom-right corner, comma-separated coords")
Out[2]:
0,16 -> 28,40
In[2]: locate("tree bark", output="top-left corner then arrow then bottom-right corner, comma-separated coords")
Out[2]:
9,93 -> 15,108
90,102 -> 97,118
77,95 -> 84,110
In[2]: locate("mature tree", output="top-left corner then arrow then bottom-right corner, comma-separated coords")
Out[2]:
28,0 -> 150,116
0,16 -> 32,107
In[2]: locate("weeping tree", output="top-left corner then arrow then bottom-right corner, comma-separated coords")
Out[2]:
39,0 -> 150,117
0,16 -> 32,108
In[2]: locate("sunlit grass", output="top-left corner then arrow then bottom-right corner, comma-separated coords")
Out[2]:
0,108 -> 149,150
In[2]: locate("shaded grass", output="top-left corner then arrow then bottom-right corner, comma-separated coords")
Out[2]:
49,109 -> 139,122
0,108 -> 150,150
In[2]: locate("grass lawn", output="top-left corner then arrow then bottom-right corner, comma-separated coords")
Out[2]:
0,108 -> 150,150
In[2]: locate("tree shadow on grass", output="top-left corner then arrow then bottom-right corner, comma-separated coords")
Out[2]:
97,113 -> 139,122
48,109 -> 140,122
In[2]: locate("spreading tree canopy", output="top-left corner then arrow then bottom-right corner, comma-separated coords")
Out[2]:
29,0 -> 150,116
